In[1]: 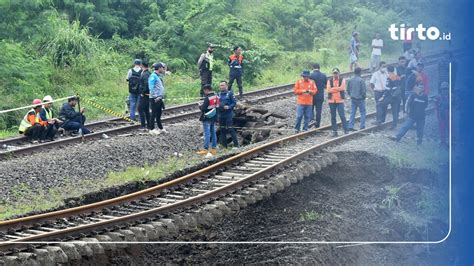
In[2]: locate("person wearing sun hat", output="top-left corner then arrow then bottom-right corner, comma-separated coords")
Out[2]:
294,70 -> 317,133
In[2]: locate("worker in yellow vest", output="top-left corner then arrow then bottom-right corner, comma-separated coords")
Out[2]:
40,95 -> 62,136
19,99 -> 56,143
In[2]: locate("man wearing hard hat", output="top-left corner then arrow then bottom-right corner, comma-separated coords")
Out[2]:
18,99 -> 56,143
40,95 -> 62,138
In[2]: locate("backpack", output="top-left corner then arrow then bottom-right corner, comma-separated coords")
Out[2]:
128,69 -> 142,94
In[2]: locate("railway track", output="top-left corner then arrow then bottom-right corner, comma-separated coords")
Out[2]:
0,50 -> 454,160
0,97 -> 437,259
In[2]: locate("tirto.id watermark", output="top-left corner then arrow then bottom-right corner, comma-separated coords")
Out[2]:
389,24 -> 451,41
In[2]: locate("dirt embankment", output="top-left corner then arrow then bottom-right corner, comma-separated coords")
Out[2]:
97,151 -> 451,265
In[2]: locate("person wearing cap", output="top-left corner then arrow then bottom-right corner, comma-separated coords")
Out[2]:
349,31 -> 360,72
126,59 -> 142,121
198,44 -> 215,97
197,84 -> 219,157
18,99 -> 55,142
294,70 -> 317,133
436,81 -> 449,147
59,97 -> 91,135
370,61 -> 388,125
347,67 -> 367,131
309,63 -> 327,128
39,95 -> 61,137
327,67 -> 349,136
390,83 -> 428,145
228,46 -> 244,97
148,62 -> 167,135
138,61 -> 151,130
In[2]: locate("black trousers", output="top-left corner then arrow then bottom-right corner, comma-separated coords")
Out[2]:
139,95 -> 150,129
377,95 -> 401,127
45,124 -> 57,140
219,115 -> 239,148
312,98 -> 324,128
24,124 -> 44,140
24,124 -> 56,140
229,72 -> 243,96
150,98 -> 164,130
374,91 -> 385,123
200,70 -> 212,97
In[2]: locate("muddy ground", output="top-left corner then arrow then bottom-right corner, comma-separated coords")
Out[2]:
102,150 -> 453,265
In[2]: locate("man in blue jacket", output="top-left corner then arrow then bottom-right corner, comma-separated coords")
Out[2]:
149,62 -> 167,135
58,97 -> 91,135
218,80 -> 239,149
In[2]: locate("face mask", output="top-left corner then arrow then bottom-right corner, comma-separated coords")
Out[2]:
380,68 -> 387,73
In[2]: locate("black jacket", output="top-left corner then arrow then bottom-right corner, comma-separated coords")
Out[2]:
309,70 -> 327,101
139,69 -> 151,96
406,92 -> 428,121
395,65 -> 408,90
199,92 -> 219,122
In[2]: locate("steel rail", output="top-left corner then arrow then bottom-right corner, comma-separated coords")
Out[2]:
0,107 -> 420,252
0,93 -> 439,254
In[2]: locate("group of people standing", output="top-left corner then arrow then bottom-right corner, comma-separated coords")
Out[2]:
197,81 -> 240,158
126,59 -> 167,135
293,44 -> 452,146
198,44 -> 245,97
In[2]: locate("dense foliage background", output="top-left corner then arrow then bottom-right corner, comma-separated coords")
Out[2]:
0,0 -> 453,132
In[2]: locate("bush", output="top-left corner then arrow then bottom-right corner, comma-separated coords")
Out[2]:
0,41 -> 52,129
40,20 -> 98,68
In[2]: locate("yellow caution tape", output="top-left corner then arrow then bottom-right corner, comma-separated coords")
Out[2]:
76,93 -> 136,124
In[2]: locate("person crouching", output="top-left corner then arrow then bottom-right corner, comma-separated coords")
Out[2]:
19,99 -> 56,143
197,84 -> 220,157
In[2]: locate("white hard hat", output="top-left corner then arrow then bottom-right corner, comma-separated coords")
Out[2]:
43,95 -> 53,102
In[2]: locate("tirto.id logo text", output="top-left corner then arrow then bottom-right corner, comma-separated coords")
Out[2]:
389,24 -> 451,41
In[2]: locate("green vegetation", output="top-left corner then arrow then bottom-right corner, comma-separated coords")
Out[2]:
0,0 -> 447,136
380,184 -> 403,209
0,152 -> 213,220
386,139 -> 448,172
104,155 -> 199,185
299,209 -> 323,222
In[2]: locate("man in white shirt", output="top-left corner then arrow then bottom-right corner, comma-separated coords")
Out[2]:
369,33 -> 383,72
370,61 -> 388,125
